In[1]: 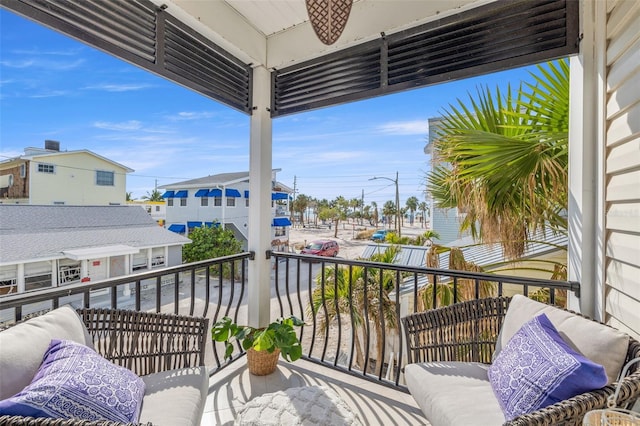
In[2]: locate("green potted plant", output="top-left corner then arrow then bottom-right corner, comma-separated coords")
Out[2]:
211,315 -> 304,375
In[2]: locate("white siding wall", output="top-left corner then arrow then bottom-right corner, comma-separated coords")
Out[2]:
604,0 -> 640,338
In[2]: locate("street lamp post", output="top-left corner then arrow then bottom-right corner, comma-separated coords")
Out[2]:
369,171 -> 401,238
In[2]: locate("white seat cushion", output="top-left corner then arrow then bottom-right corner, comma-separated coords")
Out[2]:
495,295 -> 629,384
405,362 -> 506,426
138,366 -> 208,426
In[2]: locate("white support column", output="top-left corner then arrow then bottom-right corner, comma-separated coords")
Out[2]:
17,264 -> 25,293
247,65 -> 273,329
567,0 -> 606,320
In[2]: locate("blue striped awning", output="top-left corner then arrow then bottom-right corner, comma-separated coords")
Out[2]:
174,190 -> 188,198
244,190 -> 250,198
187,221 -> 203,228
273,218 -> 292,227
168,224 -> 186,233
194,189 -> 209,197
225,188 -> 241,197
272,192 -> 288,200
161,190 -> 175,199
208,188 -> 222,197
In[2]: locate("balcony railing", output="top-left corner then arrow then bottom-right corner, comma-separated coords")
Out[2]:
0,249 -> 579,392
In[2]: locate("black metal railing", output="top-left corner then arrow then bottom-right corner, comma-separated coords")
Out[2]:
268,250 -> 579,391
0,249 -> 579,392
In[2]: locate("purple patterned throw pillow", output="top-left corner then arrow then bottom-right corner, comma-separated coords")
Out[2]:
488,313 -> 607,421
0,339 -> 145,423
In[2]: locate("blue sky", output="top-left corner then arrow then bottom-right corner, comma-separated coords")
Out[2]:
1,9 -> 540,207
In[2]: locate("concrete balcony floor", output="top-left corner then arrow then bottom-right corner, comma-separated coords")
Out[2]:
202,358 -> 427,425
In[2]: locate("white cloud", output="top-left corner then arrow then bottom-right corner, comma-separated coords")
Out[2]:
28,90 -> 68,98
167,111 -> 217,121
82,83 -> 153,92
0,58 -> 85,71
376,120 -> 428,135
93,120 -> 143,131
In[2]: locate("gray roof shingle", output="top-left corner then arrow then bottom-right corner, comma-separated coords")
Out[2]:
0,205 -> 190,264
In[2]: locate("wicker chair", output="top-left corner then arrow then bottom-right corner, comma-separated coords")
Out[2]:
402,297 -> 640,426
0,308 -> 209,426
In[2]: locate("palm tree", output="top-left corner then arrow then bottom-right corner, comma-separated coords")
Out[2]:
142,189 -> 163,202
417,201 -> 429,228
126,192 -> 133,201
292,193 -> 311,226
405,196 -> 418,225
309,246 -> 399,376
427,60 -> 569,259
382,201 -> 396,227
370,201 -> 378,226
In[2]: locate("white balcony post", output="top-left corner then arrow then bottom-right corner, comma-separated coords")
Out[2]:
247,65 -> 273,329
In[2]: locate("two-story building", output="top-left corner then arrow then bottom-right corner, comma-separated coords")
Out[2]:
160,170 -> 292,249
0,205 -> 190,296
0,140 -> 132,206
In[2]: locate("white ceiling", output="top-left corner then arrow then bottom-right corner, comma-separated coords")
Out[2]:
152,0 -> 487,69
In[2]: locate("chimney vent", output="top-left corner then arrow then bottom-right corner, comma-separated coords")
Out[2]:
44,140 -> 60,151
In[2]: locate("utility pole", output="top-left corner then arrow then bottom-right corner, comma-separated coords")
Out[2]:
291,175 -> 296,225
361,189 -> 364,225
369,172 -> 401,238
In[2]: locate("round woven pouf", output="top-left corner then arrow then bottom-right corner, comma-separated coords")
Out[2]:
247,348 -> 280,376
235,385 -> 363,426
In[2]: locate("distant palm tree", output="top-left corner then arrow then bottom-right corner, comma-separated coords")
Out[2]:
417,201 -> 429,228
428,60 -> 569,259
142,189 -> 163,202
405,196 -> 418,225
126,192 -> 133,201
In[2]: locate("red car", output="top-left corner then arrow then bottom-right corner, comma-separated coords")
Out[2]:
301,239 -> 339,257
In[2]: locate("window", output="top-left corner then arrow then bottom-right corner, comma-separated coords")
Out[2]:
38,163 -> 55,173
214,197 -> 222,206
132,251 -> 148,271
20,163 -> 26,178
201,197 -> 208,207
180,198 -> 187,207
227,197 -> 235,207
96,170 -> 114,186
275,226 -> 286,237
58,261 -> 81,285
155,206 -> 160,212
167,198 -> 174,207
25,261 -> 52,291
245,198 -> 249,207
151,247 -> 165,268
0,265 -> 17,295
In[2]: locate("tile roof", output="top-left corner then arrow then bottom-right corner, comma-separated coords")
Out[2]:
0,205 -> 190,264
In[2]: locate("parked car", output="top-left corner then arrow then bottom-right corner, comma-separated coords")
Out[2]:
371,229 -> 390,242
301,239 -> 339,257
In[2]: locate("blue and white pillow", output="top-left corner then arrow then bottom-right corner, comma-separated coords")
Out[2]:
0,339 -> 145,423
488,313 -> 607,421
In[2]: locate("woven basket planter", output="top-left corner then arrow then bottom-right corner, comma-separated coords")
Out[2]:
247,347 -> 280,376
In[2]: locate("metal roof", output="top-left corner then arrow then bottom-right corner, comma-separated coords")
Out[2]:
0,205 -> 190,265
360,229 -> 567,270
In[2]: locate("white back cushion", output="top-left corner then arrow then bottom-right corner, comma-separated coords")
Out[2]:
0,306 -> 93,399
495,295 -> 629,384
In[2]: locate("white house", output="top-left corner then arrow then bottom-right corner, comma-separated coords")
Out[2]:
160,169 -> 293,249
0,141 -> 133,206
0,205 -> 190,295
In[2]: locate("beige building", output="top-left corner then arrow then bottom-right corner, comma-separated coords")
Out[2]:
0,140 -> 133,206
